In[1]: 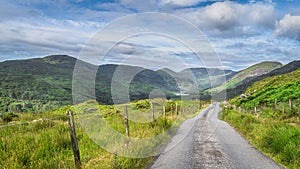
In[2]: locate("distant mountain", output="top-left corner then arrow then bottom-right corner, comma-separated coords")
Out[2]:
0,55 -> 234,113
224,60 -> 300,99
0,55 -> 182,112
179,68 -> 237,90
210,61 -> 282,93
4,54 -> 293,112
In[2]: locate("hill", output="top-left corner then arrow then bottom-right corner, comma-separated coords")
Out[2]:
210,61 -> 282,93
0,55 -> 180,112
231,68 -> 300,108
179,68 -> 237,90
222,60 -> 300,99
0,55 -> 234,113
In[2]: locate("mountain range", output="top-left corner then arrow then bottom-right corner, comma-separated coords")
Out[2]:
0,55 -> 299,113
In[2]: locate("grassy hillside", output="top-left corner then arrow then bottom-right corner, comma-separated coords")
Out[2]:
0,55 -> 180,113
232,68 -> 300,109
224,60 -> 300,99
0,99 -> 208,168
210,61 -> 282,93
0,55 -> 75,112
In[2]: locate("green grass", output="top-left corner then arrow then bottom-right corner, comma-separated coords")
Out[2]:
232,69 -> 300,108
0,99 -> 207,169
220,107 -> 300,169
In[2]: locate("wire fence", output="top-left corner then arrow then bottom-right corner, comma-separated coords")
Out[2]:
232,98 -> 300,118
0,101 -> 204,129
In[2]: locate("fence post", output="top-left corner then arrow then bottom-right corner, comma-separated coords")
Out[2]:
254,107 -> 257,114
125,106 -> 129,138
264,102 -> 267,112
151,102 -> 155,121
274,99 -> 277,112
67,111 -> 81,169
289,98 -> 293,111
298,99 -> 300,121
175,103 -> 178,115
163,105 -> 166,119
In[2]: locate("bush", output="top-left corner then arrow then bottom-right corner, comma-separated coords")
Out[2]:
133,100 -> 150,109
2,112 -> 19,122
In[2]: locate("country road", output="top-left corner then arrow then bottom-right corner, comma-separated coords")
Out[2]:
150,103 -> 284,169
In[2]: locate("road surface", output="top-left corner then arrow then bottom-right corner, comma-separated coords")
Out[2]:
150,102 -> 283,169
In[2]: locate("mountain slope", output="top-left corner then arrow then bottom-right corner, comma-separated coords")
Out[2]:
0,55 -> 184,112
231,68 -> 300,108
210,61 -> 282,92
179,68 -> 237,90
225,60 -> 300,99
0,55 -> 75,112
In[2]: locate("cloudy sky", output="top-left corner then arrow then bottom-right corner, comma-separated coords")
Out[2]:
0,0 -> 300,71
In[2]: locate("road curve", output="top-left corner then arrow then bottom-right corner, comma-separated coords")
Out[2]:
150,102 -> 283,169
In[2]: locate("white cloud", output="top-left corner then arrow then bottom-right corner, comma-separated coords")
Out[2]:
275,14 -> 300,40
0,18 -> 103,60
159,0 -> 202,7
175,2 -> 276,36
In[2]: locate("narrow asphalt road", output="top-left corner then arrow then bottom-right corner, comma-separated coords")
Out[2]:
150,102 -> 284,169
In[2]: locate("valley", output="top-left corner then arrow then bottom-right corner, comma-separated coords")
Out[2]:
0,55 -> 299,169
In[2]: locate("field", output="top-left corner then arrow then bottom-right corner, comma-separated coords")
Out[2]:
0,99 -> 207,169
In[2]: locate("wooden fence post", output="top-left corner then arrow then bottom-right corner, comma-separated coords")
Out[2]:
298,99 -> 300,121
151,102 -> 155,121
254,107 -> 257,114
163,105 -> 166,119
289,98 -> 293,111
264,102 -> 267,112
125,106 -> 129,137
67,111 -> 81,169
274,99 -> 277,112
175,103 -> 178,115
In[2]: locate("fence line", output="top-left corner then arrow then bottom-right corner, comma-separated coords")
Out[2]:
0,100 -> 207,130
233,98 -> 300,116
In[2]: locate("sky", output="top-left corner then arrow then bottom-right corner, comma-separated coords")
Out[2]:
0,0 -> 300,71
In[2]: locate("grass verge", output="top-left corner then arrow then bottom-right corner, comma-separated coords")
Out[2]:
219,107 -> 300,169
